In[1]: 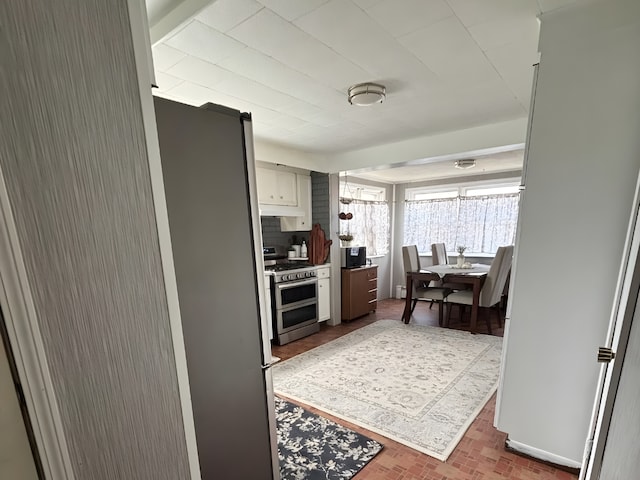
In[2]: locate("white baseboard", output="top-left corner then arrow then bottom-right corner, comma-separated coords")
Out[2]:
506,438 -> 582,470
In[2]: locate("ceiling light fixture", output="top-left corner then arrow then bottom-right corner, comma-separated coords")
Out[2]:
348,82 -> 386,106
454,159 -> 476,170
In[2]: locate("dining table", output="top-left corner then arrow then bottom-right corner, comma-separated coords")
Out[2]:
401,263 -> 490,333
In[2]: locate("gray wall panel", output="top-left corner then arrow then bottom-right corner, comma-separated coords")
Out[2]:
0,1 -> 191,478
311,171 -> 330,237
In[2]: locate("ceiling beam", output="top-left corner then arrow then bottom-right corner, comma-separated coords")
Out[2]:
149,0 -> 216,45
320,118 -> 528,174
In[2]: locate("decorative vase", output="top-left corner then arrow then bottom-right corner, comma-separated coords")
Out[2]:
456,254 -> 465,268
341,240 -> 352,247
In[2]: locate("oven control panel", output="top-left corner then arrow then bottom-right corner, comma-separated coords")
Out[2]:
279,270 -> 316,282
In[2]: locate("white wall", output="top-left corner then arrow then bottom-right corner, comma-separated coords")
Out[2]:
254,139 -> 326,172
496,0 -> 640,466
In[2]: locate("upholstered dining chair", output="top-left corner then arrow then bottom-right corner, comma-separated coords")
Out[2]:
430,242 -> 466,300
445,245 -> 514,334
431,243 -> 448,265
426,242 -> 449,309
402,245 -> 451,325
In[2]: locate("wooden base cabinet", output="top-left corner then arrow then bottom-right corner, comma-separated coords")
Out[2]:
341,266 -> 377,321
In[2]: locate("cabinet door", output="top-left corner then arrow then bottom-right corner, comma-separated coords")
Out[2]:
318,277 -> 330,321
341,267 -> 368,320
281,174 -> 312,231
256,168 -> 279,204
275,171 -> 297,205
354,269 -> 371,317
257,168 -> 297,206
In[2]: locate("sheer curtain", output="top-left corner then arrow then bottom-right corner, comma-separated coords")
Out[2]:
404,193 -> 519,254
456,194 -> 519,253
340,199 -> 389,256
403,198 -> 458,253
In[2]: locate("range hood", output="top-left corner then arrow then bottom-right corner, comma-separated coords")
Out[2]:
259,204 -> 304,217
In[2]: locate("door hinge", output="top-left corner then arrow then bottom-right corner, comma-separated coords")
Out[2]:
597,347 -> 615,363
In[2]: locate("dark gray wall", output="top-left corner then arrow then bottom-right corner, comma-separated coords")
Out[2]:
0,1 -> 191,479
311,171 -> 330,236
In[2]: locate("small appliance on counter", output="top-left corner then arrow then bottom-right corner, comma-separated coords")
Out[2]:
340,246 -> 367,268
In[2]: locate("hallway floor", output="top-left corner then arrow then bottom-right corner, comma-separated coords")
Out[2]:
272,298 -> 579,480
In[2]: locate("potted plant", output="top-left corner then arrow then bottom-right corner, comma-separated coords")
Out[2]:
338,234 -> 353,247
456,245 -> 467,267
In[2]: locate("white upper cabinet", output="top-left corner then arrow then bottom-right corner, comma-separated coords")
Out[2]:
256,168 -> 297,206
281,174 -> 312,231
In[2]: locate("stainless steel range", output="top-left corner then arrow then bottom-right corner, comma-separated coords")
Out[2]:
264,248 -> 319,345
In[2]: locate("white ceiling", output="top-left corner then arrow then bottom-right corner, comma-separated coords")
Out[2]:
147,0 -> 581,155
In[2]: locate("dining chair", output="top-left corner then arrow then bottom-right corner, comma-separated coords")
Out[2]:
431,243 -> 448,265
402,245 -> 451,325
430,242 -> 466,300
445,245 -> 514,334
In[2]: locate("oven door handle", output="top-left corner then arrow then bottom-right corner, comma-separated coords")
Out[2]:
275,277 -> 318,291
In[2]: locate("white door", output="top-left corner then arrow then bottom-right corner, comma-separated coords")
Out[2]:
581,176 -> 640,479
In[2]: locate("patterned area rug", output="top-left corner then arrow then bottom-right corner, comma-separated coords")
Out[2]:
273,320 -> 502,461
276,396 -> 383,479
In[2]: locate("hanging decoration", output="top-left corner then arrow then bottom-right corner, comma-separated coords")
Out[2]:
339,173 -> 354,217
339,173 -> 354,246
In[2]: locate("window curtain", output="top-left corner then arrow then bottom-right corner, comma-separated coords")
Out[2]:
403,193 -> 519,254
456,194 -> 519,253
340,199 -> 389,256
403,198 -> 458,254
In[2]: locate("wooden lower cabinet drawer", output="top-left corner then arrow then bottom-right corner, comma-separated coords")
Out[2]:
341,265 -> 378,321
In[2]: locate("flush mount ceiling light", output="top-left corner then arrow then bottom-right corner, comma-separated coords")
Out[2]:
348,82 -> 386,106
454,159 -> 476,169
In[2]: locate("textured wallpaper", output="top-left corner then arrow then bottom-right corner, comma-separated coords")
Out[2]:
0,1 -> 191,479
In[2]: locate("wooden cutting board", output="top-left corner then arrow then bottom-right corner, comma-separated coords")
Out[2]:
308,223 -> 332,265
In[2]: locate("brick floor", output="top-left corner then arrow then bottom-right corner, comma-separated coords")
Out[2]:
272,298 -> 579,480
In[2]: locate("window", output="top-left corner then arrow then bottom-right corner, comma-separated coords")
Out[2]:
411,190 -> 457,201
404,182 -> 519,254
465,185 -> 520,196
339,182 -> 389,256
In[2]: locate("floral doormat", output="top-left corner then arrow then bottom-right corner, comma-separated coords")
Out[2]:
272,320 -> 502,461
276,396 -> 383,479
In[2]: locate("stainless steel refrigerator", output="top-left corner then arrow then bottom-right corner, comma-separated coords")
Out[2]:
154,97 -> 278,480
